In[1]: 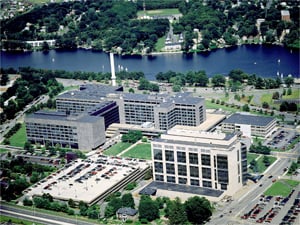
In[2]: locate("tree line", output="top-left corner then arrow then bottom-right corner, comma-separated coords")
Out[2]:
1,0 -> 298,53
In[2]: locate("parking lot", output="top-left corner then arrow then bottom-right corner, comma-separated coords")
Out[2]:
240,189 -> 300,224
23,154 -> 149,204
265,129 -> 299,150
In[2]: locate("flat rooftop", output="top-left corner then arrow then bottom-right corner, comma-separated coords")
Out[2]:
173,112 -> 226,131
23,155 -> 149,204
222,113 -> 276,126
26,110 -> 102,123
57,84 -> 123,101
142,181 -> 223,198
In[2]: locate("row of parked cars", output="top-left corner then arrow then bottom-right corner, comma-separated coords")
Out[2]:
241,190 -> 298,224
280,191 -> 300,225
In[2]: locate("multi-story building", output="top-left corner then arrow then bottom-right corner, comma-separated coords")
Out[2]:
56,84 -> 123,114
25,110 -> 105,150
151,128 -> 247,196
221,113 -> 277,138
115,92 -> 206,130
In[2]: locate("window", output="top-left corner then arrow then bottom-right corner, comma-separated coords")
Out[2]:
155,174 -> 164,181
177,151 -> 186,163
154,162 -> 163,173
190,179 -> 199,186
217,170 -> 229,183
167,176 -> 175,183
201,154 -> 211,166
202,167 -> 211,179
178,177 -> 187,184
221,183 -> 227,190
217,155 -> 228,169
166,163 -> 175,174
190,166 -> 199,177
154,148 -> 162,160
165,150 -> 174,162
203,180 -> 212,188
189,153 -> 198,164
178,165 -> 187,176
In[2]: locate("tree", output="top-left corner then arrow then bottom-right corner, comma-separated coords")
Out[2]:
121,193 -> 135,208
106,197 -> 122,217
138,195 -> 159,222
68,198 -> 76,208
121,130 -> 142,143
287,88 -> 292,95
0,73 -> 9,86
211,74 -> 226,87
242,104 -> 250,112
184,196 -> 212,224
262,102 -> 269,109
24,141 -> 34,154
168,197 -> 188,225
272,92 -> 280,100
284,77 -> 294,87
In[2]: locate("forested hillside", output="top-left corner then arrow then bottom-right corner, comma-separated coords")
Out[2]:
1,0 -> 299,53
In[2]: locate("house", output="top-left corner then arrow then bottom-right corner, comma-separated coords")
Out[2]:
116,207 -> 138,221
281,10 -> 291,22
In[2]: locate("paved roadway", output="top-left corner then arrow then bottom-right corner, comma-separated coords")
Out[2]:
0,204 -> 97,225
208,155 -> 298,225
0,95 -> 48,142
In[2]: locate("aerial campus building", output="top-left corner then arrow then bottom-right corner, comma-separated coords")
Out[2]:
25,111 -> 106,150
25,84 -> 206,150
221,113 -> 277,138
114,92 -> 206,130
151,128 -> 248,197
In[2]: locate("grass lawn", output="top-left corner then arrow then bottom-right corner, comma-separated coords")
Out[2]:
256,155 -> 277,172
0,215 -> 44,225
9,123 -> 27,147
264,179 -> 300,197
155,37 -> 165,52
121,143 -> 151,160
260,93 -> 274,106
205,100 -> 239,113
138,8 -> 180,17
103,142 -> 131,156
0,148 -> 8,153
282,88 -> 300,100
247,153 -> 259,164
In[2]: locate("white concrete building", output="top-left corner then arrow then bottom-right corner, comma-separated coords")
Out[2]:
151,128 -> 247,196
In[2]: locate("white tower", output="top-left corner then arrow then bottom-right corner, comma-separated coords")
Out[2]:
110,52 -> 116,86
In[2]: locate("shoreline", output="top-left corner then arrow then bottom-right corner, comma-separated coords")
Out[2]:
1,42 -> 298,55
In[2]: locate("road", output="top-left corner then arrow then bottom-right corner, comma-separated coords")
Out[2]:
207,155 -> 297,225
0,95 -> 48,142
0,204 -> 98,225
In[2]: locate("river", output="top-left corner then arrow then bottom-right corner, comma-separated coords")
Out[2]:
1,45 -> 299,80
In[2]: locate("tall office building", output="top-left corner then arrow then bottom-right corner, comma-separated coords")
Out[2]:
151,128 -> 247,196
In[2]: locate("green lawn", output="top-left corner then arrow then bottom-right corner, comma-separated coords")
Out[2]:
248,155 -> 277,173
138,8 -> 180,17
264,179 -> 300,197
121,143 -> 151,160
103,142 -> 131,156
282,88 -> 300,100
0,215 -> 44,225
155,37 -> 165,52
205,100 -> 239,113
9,123 -> 27,147
0,148 -> 8,153
247,153 -> 259,164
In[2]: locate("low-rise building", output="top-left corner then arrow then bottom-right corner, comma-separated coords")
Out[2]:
221,113 -> 277,138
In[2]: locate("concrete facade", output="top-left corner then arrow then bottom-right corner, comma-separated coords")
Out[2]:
25,111 -> 105,150
151,128 -> 247,196
221,113 -> 277,138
